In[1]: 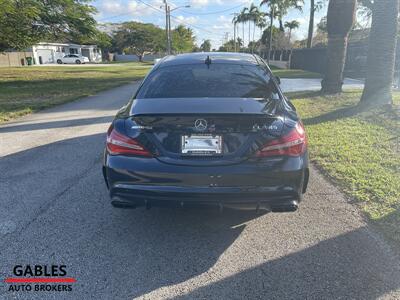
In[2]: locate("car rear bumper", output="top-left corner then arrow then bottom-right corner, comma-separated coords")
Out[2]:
109,183 -> 301,211
103,154 -> 309,211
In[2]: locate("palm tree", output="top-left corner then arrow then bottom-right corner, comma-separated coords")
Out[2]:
232,14 -> 239,52
236,37 -> 243,49
284,20 -> 300,45
360,0 -> 399,106
307,0 -> 325,48
260,0 -> 303,62
307,0 -> 315,48
256,17 -> 268,38
256,17 -> 268,55
320,0 -> 357,94
248,4 -> 260,50
238,8 -> 248,47
246,4 -> 264,53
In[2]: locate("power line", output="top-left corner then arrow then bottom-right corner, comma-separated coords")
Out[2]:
180,2 -> 248,16
97,0 -> 216,35
169,14 -> 214,33
135,0 -> 214,34
135,0 -> 165,14
97,0 -> 165,22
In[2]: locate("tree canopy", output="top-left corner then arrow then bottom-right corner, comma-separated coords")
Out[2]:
113,22 -> 196,59
171,25 -> 196,53
113,22 -> 164,61
0,0 -> 98,51
200,40 -> 212,52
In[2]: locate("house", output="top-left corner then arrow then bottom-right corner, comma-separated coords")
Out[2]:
32,42 -> 102,64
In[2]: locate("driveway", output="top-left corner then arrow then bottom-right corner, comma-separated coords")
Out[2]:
0,83 -> 399,299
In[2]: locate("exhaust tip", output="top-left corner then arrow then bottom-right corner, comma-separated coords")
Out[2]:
270,201 -> 298,213
111,197 -> 137,209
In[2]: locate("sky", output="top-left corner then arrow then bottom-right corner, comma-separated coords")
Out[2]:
93,0 -> 327,49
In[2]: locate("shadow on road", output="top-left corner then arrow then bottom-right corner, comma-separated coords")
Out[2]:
0,116 -> 113,133
106,207 -> 266,299
105,208 -> 400,300
0,133 -> 266,299
1,132 -> 399,300
168,227 -> 400,300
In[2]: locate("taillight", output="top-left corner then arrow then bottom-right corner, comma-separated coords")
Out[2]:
256,122 -> 307,157
106,125 -> 152,157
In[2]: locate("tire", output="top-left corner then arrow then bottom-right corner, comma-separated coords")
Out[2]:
75,60 -> 81,64
57,59 -> 62,64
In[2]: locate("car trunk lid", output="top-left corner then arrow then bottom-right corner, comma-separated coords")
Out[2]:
125,98 -> 285,166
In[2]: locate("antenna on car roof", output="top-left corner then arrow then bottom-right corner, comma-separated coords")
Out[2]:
205,55 -> 212,68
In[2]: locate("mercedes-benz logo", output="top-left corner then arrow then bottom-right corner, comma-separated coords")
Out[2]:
194,119 -> 208,131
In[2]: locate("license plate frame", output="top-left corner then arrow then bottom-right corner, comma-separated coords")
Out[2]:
181,134 -> 223,156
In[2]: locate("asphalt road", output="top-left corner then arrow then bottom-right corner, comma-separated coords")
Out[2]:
0,82 -> 399,300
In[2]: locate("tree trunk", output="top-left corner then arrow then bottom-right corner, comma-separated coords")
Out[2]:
321,0 -> 356,94
279,19 -> 284,32
248,22 -> 251,49
243,23 -> 245,48
360,0 -> 399,106
307,0 -> 315,48
321,36 -> 348,93
267,7 -> 274,63
288,29 -> 292,46
234,23 -> 237,52
252,22 -> 256,53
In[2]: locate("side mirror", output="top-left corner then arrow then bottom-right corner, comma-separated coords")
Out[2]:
275,76 -> 281,85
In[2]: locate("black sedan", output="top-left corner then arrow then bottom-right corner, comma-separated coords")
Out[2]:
102,52 -> 309,212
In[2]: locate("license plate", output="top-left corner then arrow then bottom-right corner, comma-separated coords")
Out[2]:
181,135 -> 223,156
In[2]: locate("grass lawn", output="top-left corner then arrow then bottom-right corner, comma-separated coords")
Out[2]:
290,90 -> 400,247
273,68 -> 321,79
104,60 -> 154,65
270,66 -> 321,79
0,62 -> 151,122
0,63 -> 319,123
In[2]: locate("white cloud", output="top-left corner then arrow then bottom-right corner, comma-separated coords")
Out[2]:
100,2 -> 125,14
98,0 -> 164,19
171,15 -> 199,26
190,0 -> 209,8
212,15 -> 232,30
212,24 -> 231,30
189,0 -> 249,8
96,0 -> 257,48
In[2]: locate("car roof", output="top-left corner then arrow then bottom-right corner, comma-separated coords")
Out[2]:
157,52 -> 263,68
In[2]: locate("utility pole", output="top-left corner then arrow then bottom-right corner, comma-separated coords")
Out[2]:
267,6 -> 274,63
167,5 -> 172,54
162,2 -> 190,55
163,0 -> 171,55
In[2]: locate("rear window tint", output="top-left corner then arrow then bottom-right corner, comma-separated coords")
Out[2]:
136,63 -> 280,99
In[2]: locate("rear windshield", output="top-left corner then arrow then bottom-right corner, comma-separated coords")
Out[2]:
136,63 -> 280,99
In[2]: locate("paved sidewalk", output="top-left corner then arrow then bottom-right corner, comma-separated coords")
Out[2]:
281,78 -> 364,93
